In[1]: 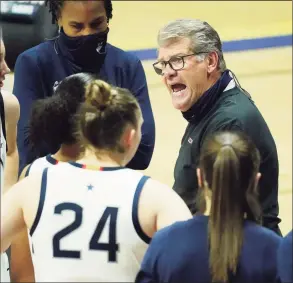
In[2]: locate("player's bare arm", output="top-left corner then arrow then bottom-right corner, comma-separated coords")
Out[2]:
9,163 -> 35,282
138,178 -> 192,238
1,172 -> 41,253
2,90 -> 20,193
10,228 -> 35,282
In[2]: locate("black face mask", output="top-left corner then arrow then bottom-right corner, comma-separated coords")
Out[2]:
56,28 -> 109,73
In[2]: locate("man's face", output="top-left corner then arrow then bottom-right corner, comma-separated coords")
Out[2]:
58,1 -> 108,37
0,40 -> 10,88
157,37 -> 210,112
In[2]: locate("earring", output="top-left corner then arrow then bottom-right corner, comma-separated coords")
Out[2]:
58,26 -> 61,33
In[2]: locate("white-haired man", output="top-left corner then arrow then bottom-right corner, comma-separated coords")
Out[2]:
153,19 -> 281,235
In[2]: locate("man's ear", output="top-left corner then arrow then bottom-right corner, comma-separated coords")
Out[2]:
207,51 -> 218,74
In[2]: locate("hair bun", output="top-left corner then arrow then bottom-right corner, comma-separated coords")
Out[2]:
85,80 -> 113,110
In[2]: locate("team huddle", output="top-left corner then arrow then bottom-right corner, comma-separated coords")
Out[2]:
0,0 -> 292,283
1,75 -> 192,281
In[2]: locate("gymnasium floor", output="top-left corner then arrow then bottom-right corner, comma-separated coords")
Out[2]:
4,44 -> 292,235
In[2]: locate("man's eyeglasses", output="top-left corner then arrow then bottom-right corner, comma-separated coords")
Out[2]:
153,53 -> 207,76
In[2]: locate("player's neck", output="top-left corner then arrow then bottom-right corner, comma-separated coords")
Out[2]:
53,143 -> 83,162
76,149 -> 126,168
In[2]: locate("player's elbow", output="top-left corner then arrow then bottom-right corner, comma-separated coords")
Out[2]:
6,143 -> 19,157
0,237 -> 10,255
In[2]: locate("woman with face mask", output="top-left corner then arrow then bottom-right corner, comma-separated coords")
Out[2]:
13,0 -> 155,174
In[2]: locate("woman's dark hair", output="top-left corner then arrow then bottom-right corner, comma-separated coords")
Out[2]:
28,73 -> 96,151
45,0 -> 113,24
76,80 -> 140,153
198,131 -> 262,283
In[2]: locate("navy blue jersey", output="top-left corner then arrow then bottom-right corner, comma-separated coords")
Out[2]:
13,41 -> 155,172
136,215 -> 281,283
278,230 -> 292,283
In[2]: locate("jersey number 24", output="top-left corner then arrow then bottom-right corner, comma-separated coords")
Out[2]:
52,202 -> 119,262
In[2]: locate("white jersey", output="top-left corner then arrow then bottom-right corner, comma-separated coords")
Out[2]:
30,161 -> 150,282
0,112 -> 10,283
25,154 -> 61,267
25,154 -> 60,177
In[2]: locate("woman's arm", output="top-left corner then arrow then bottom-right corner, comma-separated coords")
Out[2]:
10,229 -> 35,282
138,178 -> 192,239
1,173 -> 41,253
9,164 -> 35,282
2,91 -> 20,192
1,181 -> 26,253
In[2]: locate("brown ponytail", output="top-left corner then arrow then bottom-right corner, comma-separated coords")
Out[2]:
209,145 -> 243,282
76,79 -> 140,153
199,131 -> 262,283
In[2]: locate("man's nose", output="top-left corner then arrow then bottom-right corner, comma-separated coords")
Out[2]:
163,63 -> 177,79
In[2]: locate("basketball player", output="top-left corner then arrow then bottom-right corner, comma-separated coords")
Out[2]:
136,131 -> 282,283
1,79 -> 192,282
20,72 -> 97,178
0,37 -> 20,193
10,72 -> 96,282
1,34 -> 20,283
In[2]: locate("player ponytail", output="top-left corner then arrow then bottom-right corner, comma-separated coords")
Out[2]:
198,131 -> 262,283
77,80 -> 140,153
28,73 -> 96,151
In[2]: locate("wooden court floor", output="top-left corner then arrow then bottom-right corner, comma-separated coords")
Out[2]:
5,46 -> 292,235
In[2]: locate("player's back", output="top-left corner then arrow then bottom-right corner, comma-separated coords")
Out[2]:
25,154 -> 60,176
138,215 -> 281,283
30,161 -> 150,282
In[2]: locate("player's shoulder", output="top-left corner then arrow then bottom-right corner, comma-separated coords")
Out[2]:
282,230 -> 293,245
15,40 -> 55,71
244,220 -> 282,247
143,177 -> 171,191
142,177 -> 184,204
17,165 -> 45,195
47,161 -> 71,171
106,43 -> 141,65
1,90 -> 20,119
152,217 -> 195,249
29,156 -> 50,169
17,40 -> 54,59
21,156 -> 50,179
278,230 -> 293,256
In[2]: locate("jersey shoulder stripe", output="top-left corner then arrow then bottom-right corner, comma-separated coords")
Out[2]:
30,168 -> 48,236
132,175 -> 151,244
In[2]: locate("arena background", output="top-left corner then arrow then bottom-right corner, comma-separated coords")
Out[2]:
4,1 -> 292,234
